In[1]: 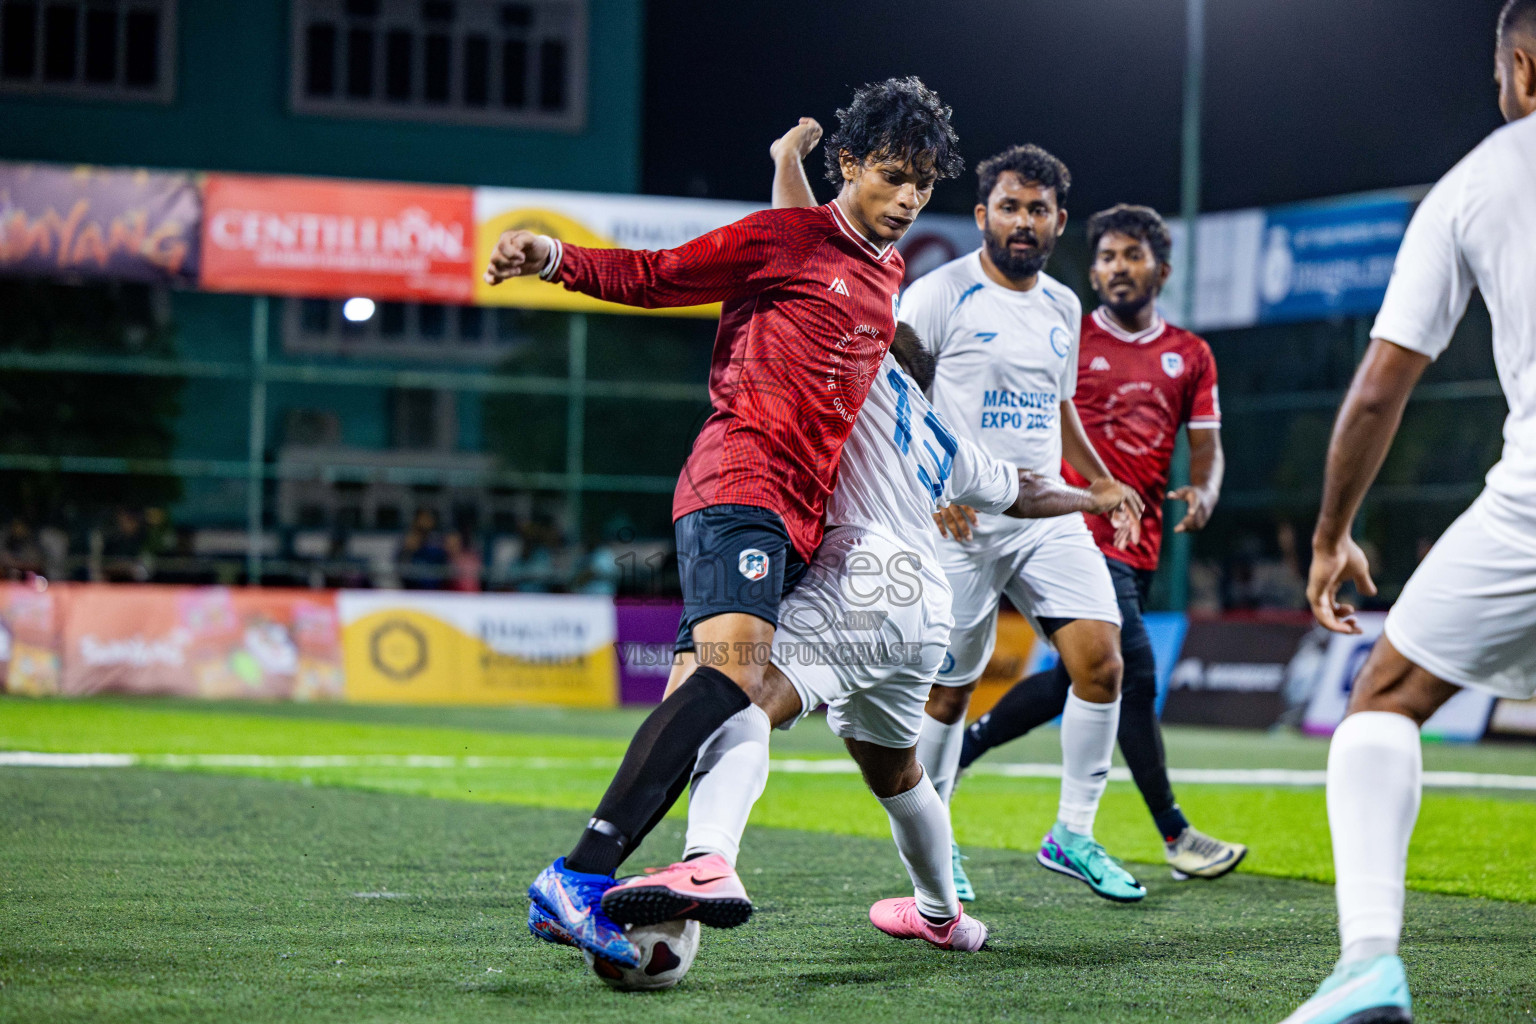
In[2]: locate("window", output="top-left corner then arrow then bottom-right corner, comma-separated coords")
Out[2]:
0,0 -> 175,101
291,0 -> 585,131
283,297 -> 529,362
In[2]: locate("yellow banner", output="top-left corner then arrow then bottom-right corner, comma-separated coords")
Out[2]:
338,592 -> 617,707
471,187 -> 764,318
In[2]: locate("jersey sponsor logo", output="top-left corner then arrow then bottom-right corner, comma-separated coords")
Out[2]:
1161,352 -> 1185,378
975,331 -> 998,344
738,549 -> 770,581
1089,356 -> 1111,371
827,277 -> 851,296
981,389 -> 1057,431
1050,326 -> 1072,358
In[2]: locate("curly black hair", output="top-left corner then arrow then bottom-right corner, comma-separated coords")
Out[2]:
822,76 -> 964,186
1086,204 -> 1173,268
975,144 -> 1071,207
1500,0 -> 1536,44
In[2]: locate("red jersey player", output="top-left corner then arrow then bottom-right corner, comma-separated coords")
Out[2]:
959,204 -> 1248,882
494,78 -> 965,967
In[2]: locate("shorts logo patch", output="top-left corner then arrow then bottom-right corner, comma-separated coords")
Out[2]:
940,652 -> 956,675
1161,352 -> 1185,378
738,549 -> 770,581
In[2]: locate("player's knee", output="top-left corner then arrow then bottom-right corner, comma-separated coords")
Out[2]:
925,682 -> 974,724
1074,646 -> 1124,703
1346,638 -> 1458,726
865,756 -> 922,800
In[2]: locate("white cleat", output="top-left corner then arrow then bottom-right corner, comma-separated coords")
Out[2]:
1166,826 -> 1247,880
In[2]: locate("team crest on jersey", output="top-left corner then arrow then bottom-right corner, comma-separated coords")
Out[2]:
1089,356 -> 1111,371
1050,326 -> 1071,358
1161,352 -> 1185,378
739,549 -> 770,581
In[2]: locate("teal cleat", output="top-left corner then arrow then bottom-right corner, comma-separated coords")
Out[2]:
1278,955 -> 1412,1023
950,841 -> 976,903
1036,822 -> 1146,903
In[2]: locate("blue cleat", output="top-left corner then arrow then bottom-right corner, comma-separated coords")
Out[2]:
527,900 -> 576,947
1278,955 -> 1413,1023
1036,822 -> 1146,903
527,857 -> 640,967
951,841 -> 976,903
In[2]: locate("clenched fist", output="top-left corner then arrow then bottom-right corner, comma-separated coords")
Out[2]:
483,230 -> 553,285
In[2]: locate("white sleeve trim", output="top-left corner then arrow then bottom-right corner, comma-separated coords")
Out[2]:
1187,419 -> 1222,429
537,236 -> 564,281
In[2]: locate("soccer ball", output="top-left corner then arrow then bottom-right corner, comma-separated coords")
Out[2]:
582,919 -> 700,991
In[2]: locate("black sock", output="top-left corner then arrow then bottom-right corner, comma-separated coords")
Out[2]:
1115,636 -> 1186,842
616,756 -> 696,870
566,666 -> 749,876
958,663 -> 1072,769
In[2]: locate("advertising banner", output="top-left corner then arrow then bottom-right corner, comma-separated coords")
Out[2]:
614,599 -> 683,705
0,162 -> 200,285
53,584 -> 342,700
338,590 -> 617,706
0,582 -> 62,696
1489,697 -> 1536,739
1163,616 -> 1313,728
473,187 -> 761,316
1301,612 -> 1495,741
201,174 -> 474,303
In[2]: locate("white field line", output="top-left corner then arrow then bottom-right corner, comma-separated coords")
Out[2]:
3,750 -> 1536,792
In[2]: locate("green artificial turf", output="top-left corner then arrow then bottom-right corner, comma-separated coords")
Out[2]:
3,767 -> 1534,1024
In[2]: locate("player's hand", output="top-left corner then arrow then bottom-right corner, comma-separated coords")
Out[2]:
1087,478 -> 1143,519
1110,505 -> 1142,550
1171,485 -> 1216,533
770,117 -> 823,165
933,504 -> 978,542
1307,533 -> 1378,634
483,230 -> 552,285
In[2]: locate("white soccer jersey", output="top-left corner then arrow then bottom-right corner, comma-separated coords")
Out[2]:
827,353 -> 1020,548
1373,113 -> 1536,512
897,250 -> 1082,495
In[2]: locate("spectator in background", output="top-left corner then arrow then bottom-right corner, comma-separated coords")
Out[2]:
515,517 -> 559,592
1,517 -> 44,579
447,527 -> 483,592
400,509 -> 448,589
101,507 -> 149,582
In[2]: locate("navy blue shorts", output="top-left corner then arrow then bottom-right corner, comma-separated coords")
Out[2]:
672,504 -> 811,652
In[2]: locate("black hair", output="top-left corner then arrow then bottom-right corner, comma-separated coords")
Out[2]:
891,321 -> 936,392
1500,0 -> 1536,46
975,144 -> 1071,207
823,76 -> 964,186
1086,204 -> 1174,268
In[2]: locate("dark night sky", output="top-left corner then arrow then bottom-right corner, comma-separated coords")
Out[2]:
641,0 -> 1506,219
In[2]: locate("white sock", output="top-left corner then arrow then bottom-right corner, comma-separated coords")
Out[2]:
916,711 -> 966,805
1058,692 -> 1120,838
877,770 -> 959,921
682,704 -> 771,868
1328,710 -> 1421,964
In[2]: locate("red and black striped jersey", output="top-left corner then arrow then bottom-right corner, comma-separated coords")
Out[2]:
545,202 -> 905,559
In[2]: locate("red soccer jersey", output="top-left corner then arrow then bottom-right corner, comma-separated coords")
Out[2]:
544,202 -> 904,559
1062,307 -> 1221,571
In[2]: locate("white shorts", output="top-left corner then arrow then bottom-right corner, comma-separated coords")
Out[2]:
935,513 -> 1121,687
1384,492 -> 1536,699
772,525 -> 952,749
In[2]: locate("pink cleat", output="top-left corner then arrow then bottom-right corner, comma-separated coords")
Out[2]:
869,897 -> 989,951
600,853 -> 753,929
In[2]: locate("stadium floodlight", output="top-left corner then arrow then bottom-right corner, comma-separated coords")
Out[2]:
342,297 -> 377,322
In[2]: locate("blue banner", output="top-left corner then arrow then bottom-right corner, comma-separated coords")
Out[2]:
1255,198 -> 1412,324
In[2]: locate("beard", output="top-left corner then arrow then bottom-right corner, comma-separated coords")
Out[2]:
984,223 -> 1055,281
1100,280 -> 1156,322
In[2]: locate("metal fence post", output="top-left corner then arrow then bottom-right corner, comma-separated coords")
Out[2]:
565,312 -> 588,543
246,295 -> 268,584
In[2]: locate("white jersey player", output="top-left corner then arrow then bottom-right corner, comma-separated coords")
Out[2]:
1287,6 -> 1536,1023
896,144 -> 1149,904
600,122 -> 1133,956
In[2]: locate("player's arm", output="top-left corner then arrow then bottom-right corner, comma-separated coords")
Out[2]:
483,209 -> 809,308
1307,339 -> 1431,633
1060,399 -> 1144,544
1171,427 -> 1224,533
1005,470 -> 1120,520
770,118 -> 822,210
